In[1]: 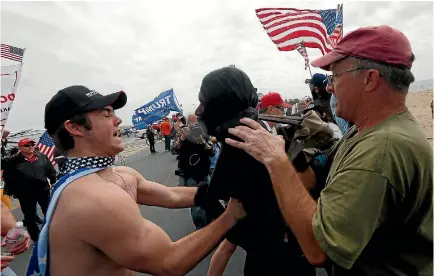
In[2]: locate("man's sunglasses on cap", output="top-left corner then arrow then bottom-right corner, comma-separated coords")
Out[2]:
23,143 -> 35,147
273,106 -> 285,111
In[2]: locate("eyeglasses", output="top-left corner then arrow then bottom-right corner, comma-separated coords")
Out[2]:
326,68 -> 364,85
273,106 -> 285,111
23,143 -> 35,148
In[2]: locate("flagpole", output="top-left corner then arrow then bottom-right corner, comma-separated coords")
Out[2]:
21,48 -> 26,64
307,62 -> 313,77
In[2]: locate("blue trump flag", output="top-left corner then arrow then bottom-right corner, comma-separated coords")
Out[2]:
132,114 -> 150,130
132,89 -> 182,129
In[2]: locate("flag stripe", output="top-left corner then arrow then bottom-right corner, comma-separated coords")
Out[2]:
36,131 -> 57,166
1,44 -> 24,62
256,5 -> 343,55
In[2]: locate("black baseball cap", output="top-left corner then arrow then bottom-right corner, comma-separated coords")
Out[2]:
45,85 -> 127,135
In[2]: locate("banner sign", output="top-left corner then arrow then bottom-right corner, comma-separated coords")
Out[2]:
132,112 -> 168,130
1,64 -> 23,127
132,88 -> 182,129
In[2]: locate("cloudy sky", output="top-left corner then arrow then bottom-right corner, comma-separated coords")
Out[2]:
1,1 -> 433,131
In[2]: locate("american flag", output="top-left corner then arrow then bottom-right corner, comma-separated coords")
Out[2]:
255,4 -> 344,55
36,131 -> 57,166
1,44 -> 25,62
296,42 -> 310,70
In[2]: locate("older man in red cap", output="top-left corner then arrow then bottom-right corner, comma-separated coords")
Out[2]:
1,137 -> 57,242
224,25 -> 433,275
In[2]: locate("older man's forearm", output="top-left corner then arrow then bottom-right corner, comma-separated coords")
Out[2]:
265,154 -> 327,266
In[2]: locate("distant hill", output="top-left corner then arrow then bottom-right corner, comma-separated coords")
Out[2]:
410,79 -> 433,92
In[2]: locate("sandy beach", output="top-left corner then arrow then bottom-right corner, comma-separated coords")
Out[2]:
406,90 -> 433,142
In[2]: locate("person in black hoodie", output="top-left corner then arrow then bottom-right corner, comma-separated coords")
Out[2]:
195,67 -> 315,276
1,137 -> 57,242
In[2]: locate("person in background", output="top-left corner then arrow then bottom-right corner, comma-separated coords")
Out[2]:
258,92 -> 291,134
146,125 -> 156,154
1,201 -> 31,274
176,122 -> 214,229
174,115 -> 186,133
1,130 -> 9,156
306,73 -> 334,122
225,25 -> 433,275
303,95 -> 313,109
291,98 -> 307,115
3,146 -> 46,225
160,117 -> 172,151
1,138 -> 56,242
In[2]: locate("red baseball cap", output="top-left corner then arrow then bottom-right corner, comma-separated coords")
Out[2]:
259,92 -> 291,109
311,25 -> 413,70
18,138 -> 35,147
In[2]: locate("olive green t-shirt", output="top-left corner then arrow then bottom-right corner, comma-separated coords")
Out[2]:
312,109 -> 433,275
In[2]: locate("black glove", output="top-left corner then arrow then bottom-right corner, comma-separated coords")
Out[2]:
194,182 -> 225,220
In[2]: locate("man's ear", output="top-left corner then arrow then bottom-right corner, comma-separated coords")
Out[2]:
64,120 -> 86,137
364,69 -> 381,93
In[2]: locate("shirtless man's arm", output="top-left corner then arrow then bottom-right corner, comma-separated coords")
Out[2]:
125,166 -> 197,208
72,178 -> 245,276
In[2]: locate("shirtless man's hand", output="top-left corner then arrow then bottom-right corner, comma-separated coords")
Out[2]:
49,167 -> 246,276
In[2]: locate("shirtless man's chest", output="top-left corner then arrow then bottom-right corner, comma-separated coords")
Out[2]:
49,167 -> 138,276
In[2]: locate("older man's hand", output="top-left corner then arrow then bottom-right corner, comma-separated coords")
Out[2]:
225,118 -> 287,165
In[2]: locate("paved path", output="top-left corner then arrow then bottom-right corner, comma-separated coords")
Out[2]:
7,142 -> 327,276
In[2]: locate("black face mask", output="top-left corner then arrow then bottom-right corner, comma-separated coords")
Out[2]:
198,67 -> 258,140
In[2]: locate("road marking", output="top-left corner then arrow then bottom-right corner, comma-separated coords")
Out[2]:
121,143 -> 149,157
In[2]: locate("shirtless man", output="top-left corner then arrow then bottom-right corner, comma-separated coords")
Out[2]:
27,85 -> 245,276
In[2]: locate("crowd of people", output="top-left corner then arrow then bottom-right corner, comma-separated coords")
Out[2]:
0,24 -> 432,276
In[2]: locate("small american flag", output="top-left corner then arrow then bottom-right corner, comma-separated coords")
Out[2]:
36,131 -> 57,166
1,44 -> 25,62
296,42 -> 310,70
255,4 -> 343,55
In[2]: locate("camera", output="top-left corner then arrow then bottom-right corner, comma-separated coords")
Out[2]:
189,124 -> 203,138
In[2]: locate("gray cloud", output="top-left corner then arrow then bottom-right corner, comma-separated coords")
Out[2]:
1,1 -> 432,131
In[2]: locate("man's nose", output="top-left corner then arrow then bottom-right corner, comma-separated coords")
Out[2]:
114,115 -> 122,126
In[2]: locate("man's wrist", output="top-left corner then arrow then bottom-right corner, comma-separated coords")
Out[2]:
264,152 -> 291,172
220,211 -> 238,227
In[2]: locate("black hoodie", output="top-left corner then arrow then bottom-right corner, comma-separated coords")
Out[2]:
198,67 -> 314,275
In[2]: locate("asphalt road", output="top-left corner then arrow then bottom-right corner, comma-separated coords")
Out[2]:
7,141 -> 327,276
